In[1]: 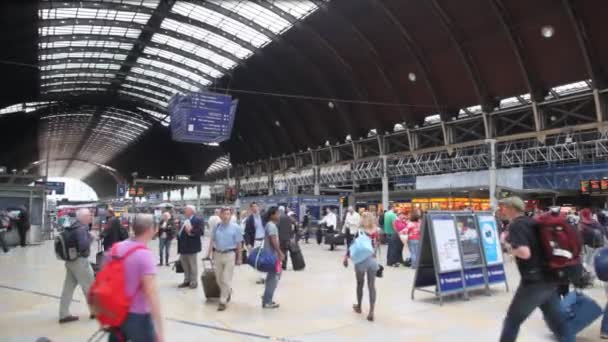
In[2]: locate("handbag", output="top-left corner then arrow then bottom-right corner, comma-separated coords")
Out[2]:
173,260 -> 184,273
376,264 -> 384,278
349,232 -> 374,264
246,227 -> 277,272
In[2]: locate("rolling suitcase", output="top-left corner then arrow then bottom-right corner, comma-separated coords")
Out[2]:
324,233 -> 345,246
560,291 -> 602,335
201,259 -> 220,299
289,241 -> 306,271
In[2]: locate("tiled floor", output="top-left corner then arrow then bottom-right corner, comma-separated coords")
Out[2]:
0,239 -> 605,341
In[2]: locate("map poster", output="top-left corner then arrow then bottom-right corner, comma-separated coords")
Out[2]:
455,214 -> 483,268
430,216 -> 463,273
477,214 -> 503,265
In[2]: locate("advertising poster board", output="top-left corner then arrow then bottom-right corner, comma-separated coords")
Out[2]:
454,214 -> 483,268
580,180 -> 590,194
477,214 -> 503,265
431,216 -> 463,273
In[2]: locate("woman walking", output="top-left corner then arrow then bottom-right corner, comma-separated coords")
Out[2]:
157,212 -> 175,266
405,210 -> 422,269
343,212 -> 379,322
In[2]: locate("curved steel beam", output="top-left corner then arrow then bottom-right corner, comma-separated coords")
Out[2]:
489,0 -> 543,101
37,92 -> 167,117
23,158 -> 126,184
427,0 -> 491,109
41,88 -> 167,111
562,0 -> 606,89
373,0 -> 444,117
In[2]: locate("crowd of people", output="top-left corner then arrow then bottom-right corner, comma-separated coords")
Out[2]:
48,198 -> 608,341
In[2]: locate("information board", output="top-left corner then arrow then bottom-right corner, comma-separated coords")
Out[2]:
169,92 -> 238,144
431,216 -> 463,272
477,214 -> 503,265
35,181 -> 65,195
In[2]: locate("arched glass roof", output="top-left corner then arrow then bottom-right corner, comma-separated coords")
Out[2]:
37,0 -> 324,115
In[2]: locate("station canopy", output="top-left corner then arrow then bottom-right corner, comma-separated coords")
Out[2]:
1,0 -> 607,197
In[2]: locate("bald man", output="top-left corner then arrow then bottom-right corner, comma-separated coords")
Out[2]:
59,208 -> 95,324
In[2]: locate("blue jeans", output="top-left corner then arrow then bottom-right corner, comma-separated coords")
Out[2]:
263,270 -> 280,305
387,234 -> 403,266
500,282 -> 572,342
109,313 -> 155,342
159,238 -> 171,265
408,239 -> 420,268
602,302 -> 608,335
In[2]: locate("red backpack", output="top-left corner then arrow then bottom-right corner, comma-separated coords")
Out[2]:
535,213 -> 582,271
88,244 -> 146,328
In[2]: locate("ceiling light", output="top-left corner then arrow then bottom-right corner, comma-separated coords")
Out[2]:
328,101 -> 334,109
274,120 -> 280,127
541,25 -> 554,38
408,72 -> 416,82
550,115 -> 556,121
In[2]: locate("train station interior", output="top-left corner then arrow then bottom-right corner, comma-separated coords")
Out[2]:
1,0 -> 608,341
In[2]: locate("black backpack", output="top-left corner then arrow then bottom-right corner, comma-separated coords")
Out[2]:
54,228 -> 79,261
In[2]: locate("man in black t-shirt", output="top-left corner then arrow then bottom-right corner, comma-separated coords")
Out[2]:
497,197 -> 570,342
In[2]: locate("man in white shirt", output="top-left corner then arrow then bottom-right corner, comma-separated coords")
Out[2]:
207,209 -> 221,233
319,208 -> 338,250
343,206 -> 361,246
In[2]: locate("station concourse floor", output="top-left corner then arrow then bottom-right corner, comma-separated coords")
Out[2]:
0,239 -> 605,342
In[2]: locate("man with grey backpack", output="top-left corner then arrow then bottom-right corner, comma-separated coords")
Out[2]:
55,209 -> 95,324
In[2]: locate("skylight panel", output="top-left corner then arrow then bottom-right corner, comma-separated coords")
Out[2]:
40,25 -> 141,38
209,0 -> 290,34
273,1 -> 319,19
137,57 -> 211,86
41,80 -> 112,88
552,81 -> 590,95
40,8 -> 151,24
171,3 -> 270,48
126,75 -> 177,94
143,46 -> 222,78
100,115 -> 148,130
131,67 -> 200,92
41,72 -> 116,79
121,83 -> 171,101
41,62 -> 121,71
118,90 -> 168,107
40,40 -> 134,50
161,18 -> 252,59
137,107 -> 166,121
423,114 -> 441,124
44,87 -> 107,93
103,0 -> 160,9
151,34 -> 237,70
39,52 -> 127,61
0,104 -> 24,115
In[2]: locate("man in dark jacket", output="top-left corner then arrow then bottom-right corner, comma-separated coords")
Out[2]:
177,205 -> 203,289
59,209 -> 95,324
100,209 -> 128,251
244,202 -> 265,248
277,206 -> 295,270
16,206 -> 30,247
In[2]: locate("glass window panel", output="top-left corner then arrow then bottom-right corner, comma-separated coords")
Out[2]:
273,0 -> 319,19
131,66 -> 200,92
39,52 -> 127,61
209,0 -> 290,34
39,40 -> 134,50
161,18 -> 252,59
126,75 -> 177,94
151,34 -> 237,69
137,57 -> 211,86
40,25 -> 141,38
143,46 -> 222,78
41,62 -> 121,71
40,8 -> 151,24
118,90 -> 168,107
171,3 -> 269,48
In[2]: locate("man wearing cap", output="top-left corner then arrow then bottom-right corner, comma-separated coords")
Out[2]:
497,197 -> 569,342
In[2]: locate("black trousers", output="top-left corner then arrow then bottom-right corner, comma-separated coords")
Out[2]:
280,241 -> 290,270
18,227 -> 27,247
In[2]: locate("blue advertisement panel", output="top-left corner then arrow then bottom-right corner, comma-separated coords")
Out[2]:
116,184 -> 126,198
487,264 -> 507,283
170,92 -> 238,144
464,267 -> 485,287
477,214 -> 503,265
438,270 -> 464,292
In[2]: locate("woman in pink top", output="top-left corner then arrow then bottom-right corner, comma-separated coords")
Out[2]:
107,214 -> 164,342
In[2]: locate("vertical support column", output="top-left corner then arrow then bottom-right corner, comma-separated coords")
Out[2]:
381,155 -> 389,210
487,139 -> 498,210
482,112 -> 491,139
179,187 -> 184,205
594,88 -> 604,124
196,185 -> 201,212
166,187 -> 171,202
267,159 -> 274,196
313,165 -> 320,196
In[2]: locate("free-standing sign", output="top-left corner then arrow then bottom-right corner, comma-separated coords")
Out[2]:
477,214 -> 503,265
455,214 -> 484,268
431,216 -> 463,272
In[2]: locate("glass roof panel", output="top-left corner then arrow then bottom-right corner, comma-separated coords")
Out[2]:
40,62 -> 121,71
171,2 -> 269,48
44,87 -> 108,93
40,40 -> 134,50
143,46 -> 223,78
121,83 -> 171,101
150,34 -> 237,69
205,155 -> 231,175
40,25 -> 141,38
137,107 -> 165,120
126,75 -> 177,94
161,18 -> 252,59
273,1 -> 319,19
552,81 -> 590,95
136,57 -> 211,86
118,90 -> 168,107
209,0 -> 290,34
40,8 -> 151,24
41,72 -> 116,79
131,66 -> 200,92
0,104 -> 24,115
39,52 -> 128,61
100,0 -> 160,9
41,80 -> 112,88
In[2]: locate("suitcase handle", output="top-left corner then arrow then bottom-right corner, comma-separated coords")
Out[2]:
202,257 -> 214,271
